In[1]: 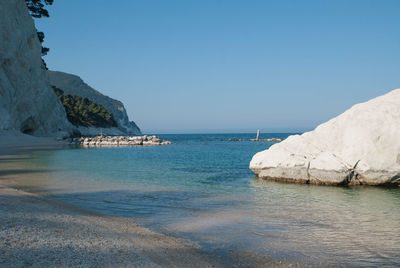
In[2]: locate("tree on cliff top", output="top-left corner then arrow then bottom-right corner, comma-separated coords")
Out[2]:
25,0 -> 53,18
25,0 -> 54,68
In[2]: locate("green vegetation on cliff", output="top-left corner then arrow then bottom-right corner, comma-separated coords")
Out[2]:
53,86 -> 117,128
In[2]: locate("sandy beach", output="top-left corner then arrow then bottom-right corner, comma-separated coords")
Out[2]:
0,133 -> 215,267
0,133 -> 288,267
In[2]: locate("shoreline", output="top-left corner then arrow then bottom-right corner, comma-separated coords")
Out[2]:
0,133 -> 289,267
0,133 -> 221,267
0,184 -> 222,267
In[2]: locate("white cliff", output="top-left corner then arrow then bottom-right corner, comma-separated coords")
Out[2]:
0,0 -> 74,137
250,89 -> 400,186
48,70 -> 141,136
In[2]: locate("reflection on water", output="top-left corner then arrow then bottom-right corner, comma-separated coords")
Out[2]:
248,179 -> 400,266
9,134 -> 400,267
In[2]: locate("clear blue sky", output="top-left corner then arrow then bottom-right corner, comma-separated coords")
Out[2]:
35,0 -> 400,133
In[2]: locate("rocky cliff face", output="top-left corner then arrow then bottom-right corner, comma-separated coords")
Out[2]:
48,71 -> 141,136
250,89 -> 400,186
0,0 -> 74,137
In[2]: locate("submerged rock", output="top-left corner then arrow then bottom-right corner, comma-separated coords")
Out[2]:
250,89 -> 400,186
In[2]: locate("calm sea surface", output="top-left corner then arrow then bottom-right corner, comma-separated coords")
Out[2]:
22,134 -> 400,267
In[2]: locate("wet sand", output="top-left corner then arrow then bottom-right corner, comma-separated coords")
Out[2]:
0,132 -> 291,267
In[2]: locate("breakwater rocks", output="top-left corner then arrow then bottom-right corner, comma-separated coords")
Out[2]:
225,138 -> 282,142
249,138 -> 282,142
67,135 -> 172,147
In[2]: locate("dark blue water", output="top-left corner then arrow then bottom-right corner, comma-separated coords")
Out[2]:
23,134 -> 400,267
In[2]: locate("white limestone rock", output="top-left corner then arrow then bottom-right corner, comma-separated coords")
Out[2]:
47,70 -> 141,136
250,89 -> 400,186
73,135 -> 169,147
0,0 -> 75,136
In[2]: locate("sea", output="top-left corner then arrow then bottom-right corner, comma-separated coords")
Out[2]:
18,133 -> 400,267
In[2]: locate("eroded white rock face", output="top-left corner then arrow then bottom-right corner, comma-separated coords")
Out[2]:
250,89 -> 400,185
0,0 -> 74,137
47,70 -> 142,136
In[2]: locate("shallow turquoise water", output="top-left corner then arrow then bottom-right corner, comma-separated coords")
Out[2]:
25,134 -> 400,267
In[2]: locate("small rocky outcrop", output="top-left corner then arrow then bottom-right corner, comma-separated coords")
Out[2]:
69,135 -> 171,147
225,138 -> 281,142
0,0 -> 74,137
48,71 -> 141,136
250,89 -> 400,186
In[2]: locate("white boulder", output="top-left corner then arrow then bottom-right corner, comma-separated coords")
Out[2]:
250,89 -> 400,186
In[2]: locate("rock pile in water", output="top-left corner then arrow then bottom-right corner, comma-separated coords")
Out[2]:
225,138 -> 281,142
68,135 -> 171,147
250,138 -> 282,142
